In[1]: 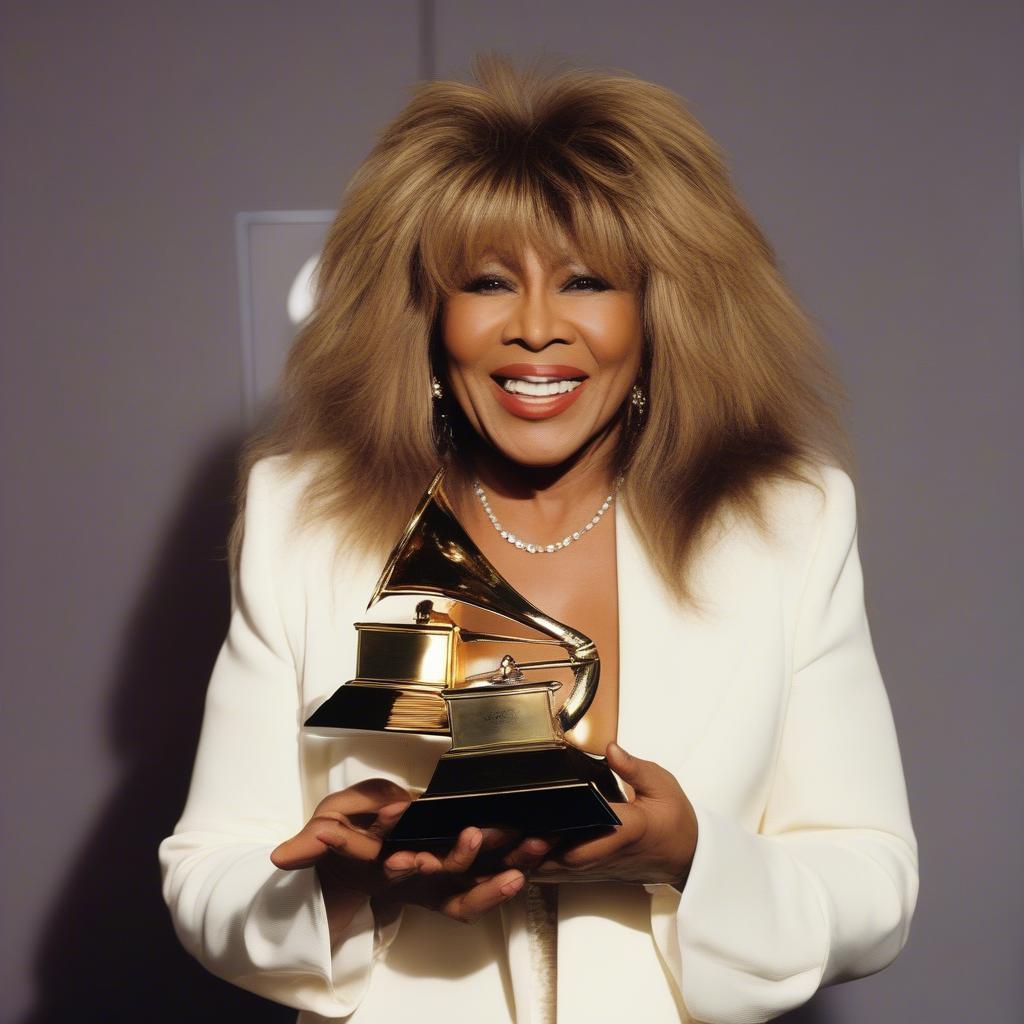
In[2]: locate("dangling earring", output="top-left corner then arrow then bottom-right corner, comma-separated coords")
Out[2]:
623,381 -> 647,461
430,374 -> 454,455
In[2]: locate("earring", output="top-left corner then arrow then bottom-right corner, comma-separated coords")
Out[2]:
622,381 -> 647,461
430,374 -> 455,455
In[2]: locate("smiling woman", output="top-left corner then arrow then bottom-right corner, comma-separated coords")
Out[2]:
160,56 -> 917,1024
442,247 -> 642,465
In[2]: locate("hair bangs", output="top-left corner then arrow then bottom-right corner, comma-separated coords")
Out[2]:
417,159 -> 643,301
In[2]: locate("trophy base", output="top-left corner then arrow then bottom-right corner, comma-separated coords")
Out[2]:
304,681 -> 448,734
386,744 -> 626,846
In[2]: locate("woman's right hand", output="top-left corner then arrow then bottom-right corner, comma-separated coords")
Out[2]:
271,778 -> 547,939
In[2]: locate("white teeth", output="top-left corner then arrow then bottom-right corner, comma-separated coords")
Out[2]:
502,379 -> 582,397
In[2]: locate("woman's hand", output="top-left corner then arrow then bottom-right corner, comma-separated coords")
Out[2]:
271,777 -> 413,942
376,827 -> 551,924
270,778 -> 548,939
531,743 -> 698,889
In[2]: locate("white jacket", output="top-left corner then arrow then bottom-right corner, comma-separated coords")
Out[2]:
159,455 -> 918,1023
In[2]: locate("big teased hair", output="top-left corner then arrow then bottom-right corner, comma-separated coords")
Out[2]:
232,55 -> 850,605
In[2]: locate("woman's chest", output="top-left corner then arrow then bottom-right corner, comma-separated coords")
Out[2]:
470,516 -> 621,755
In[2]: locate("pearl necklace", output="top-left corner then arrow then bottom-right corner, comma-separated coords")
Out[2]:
471,479 -> 619,554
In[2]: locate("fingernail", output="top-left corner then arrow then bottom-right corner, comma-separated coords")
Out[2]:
524,839 -> 549,854
468,830 -> 482,851
500,874 -> 525,897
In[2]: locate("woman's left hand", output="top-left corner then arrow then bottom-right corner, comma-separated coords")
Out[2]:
531,742 -> 698,889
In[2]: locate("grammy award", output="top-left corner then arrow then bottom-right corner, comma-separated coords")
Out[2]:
305,468 -> 626,845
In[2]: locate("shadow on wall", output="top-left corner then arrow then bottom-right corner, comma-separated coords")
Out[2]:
20,434 -> 834,1024
23,437 -> 291,1024
780,998 -> 831,1024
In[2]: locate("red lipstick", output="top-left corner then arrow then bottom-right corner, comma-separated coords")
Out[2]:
490,364 -> 589,421
491,363 -> 589,381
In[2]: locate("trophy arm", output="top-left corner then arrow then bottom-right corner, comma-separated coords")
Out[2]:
558,654 -> 599,732
525,613 -> 599,734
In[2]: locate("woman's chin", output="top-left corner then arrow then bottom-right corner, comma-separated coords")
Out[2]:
482,433 -> 611,473
466,407 -> 622,474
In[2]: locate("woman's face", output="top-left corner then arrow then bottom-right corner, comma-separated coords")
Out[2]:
441,246 -> 643,470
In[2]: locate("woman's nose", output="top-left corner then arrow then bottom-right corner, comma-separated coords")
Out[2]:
502,288 -> 566,350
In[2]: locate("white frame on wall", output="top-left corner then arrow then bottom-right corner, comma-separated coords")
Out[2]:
234,209 -> 336,425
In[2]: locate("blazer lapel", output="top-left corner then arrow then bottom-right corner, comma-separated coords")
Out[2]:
614,503 -> 743,777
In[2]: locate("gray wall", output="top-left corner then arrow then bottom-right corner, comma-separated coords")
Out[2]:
2,2 -> 1021,1022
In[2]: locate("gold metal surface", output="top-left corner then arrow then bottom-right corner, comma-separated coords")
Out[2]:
444,681 -> 561,753
368,469 -> 600,733
355,622 -> 459,688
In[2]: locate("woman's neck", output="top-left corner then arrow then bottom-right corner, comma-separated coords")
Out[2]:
453,424 -> 622,534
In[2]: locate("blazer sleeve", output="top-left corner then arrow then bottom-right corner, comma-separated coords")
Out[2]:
158,458 -> 378,1017
645,467 -> 919,1023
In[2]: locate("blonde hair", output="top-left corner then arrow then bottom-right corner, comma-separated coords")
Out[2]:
233,55 -> 849,604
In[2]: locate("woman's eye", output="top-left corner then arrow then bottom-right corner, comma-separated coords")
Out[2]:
464,275 -> 511,293
563,275 -> 610,292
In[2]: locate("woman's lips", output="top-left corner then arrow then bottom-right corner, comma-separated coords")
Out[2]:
489,364 -> 589,421
491,363 -> 589,381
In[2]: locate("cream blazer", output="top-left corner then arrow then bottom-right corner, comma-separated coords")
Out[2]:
159,455 -> 918,1023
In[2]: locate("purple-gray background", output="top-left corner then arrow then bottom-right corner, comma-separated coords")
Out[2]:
2,2 -> 1021,1021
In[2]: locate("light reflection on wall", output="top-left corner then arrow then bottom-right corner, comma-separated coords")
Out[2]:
287,253 -> 319,325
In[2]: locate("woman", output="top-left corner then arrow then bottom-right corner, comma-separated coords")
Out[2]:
160,58 -> 918,1023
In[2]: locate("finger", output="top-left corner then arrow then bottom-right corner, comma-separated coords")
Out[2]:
315,778 -> 412,819
606,743 -> 677,800
271,829 -> 333,870
315,826 -> 350,854
502,837 -> 552,872
413,850 -> 446,875
381,849 -> 419,882
443,869 -> 525,924
532,808 -> 645,872
366,801 -> 411,839
329,826 -> 385,863
272,814 -> 363,869
440,828 -> 484,874
479,827 -> 520,851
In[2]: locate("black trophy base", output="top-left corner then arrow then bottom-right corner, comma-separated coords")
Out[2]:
386,744 -> 626,846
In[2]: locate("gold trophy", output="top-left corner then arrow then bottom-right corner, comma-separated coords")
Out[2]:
305,469 -> 625,845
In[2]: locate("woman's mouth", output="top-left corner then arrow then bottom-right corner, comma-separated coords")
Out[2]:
500,378 -> 583,397
490,364 -> 589,420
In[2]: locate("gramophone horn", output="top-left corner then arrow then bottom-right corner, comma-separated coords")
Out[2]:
369,468 -> 599,733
